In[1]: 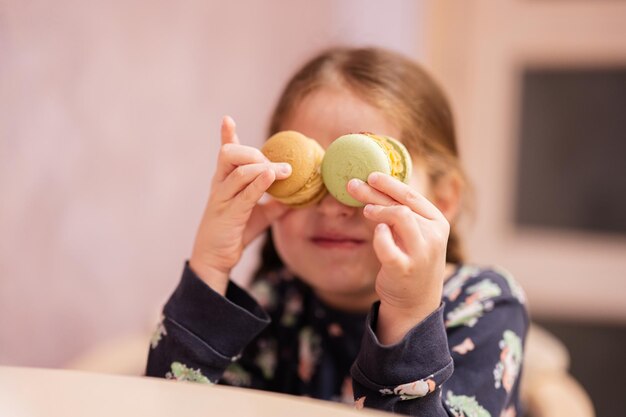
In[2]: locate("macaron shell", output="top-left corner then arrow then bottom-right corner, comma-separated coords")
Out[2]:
261,130 -> 327,207
273,142 -> 327,207
276,180 -> 327,207
321,134 -> 391,207
262,131 -> 320,198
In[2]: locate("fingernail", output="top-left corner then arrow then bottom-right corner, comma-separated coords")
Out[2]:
368,172 -> 379,183
279,163 -> 291,175
363,204 -> 375,214
348,178 -> 363,190
223,115 -> 235,127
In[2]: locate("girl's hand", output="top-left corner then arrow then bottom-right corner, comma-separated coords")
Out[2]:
189,116 -> 291,295
347,173 -> 450,344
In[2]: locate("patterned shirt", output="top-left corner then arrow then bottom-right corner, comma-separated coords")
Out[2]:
147,262 -> 529,416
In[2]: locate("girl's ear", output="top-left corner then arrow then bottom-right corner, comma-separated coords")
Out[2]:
432,173 -> 462,222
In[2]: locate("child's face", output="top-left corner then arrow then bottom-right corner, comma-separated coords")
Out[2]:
271,86 -> 431,312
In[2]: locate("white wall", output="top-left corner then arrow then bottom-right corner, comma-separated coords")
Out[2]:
0,0 -> 423,367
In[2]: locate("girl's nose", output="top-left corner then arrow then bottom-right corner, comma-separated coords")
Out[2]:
316,192 -> 357,218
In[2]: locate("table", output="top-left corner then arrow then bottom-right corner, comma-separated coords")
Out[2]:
0,366 -> 389,416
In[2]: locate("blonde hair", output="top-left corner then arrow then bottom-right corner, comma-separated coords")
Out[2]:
257,46 -> 469,276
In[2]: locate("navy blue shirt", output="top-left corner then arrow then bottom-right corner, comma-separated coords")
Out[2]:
146,262 -> 528,416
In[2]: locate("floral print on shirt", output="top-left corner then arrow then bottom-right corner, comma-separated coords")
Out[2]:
254,338 -> 277,380
223,362 -> 252,387
452,337 -> 476,355
249,280 -> 278,310
165,362 -> 212,384
150,316 -> 167,349
281,288 -> 303,327
493,267 -> 527,305
298,326 -> 321,382
380,377 -> 437,400
147,262 -> 528,416
443,266 -> 482,302
445,391 -> 491,417
493,330 -> 523,393
445,279 -> 502,328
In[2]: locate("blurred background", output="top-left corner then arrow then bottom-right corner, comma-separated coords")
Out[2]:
1,0 -> 625,415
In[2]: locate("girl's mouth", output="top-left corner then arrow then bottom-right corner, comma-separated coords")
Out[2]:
310,235 -> 366,249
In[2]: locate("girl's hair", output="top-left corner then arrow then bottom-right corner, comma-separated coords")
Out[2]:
255,46 -> 470,278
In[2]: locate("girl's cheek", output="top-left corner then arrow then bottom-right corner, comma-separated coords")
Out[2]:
272,209 -> 306,240
273,208 -> 296,228
408,165 -> 433,196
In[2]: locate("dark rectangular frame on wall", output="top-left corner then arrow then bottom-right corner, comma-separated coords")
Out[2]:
510,61 -> 626,417
425,3 -> 626,415
494,56 -> 626,327
514,66 -> 626,236
425,0 -> 626,323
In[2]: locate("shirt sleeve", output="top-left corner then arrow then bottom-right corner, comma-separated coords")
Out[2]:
351,269 -> 529,417
145,262 -> 270,384
351,303 -> 454,416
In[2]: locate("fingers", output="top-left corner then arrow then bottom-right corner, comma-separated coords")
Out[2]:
367,173 -> 442,220
216,116 -> 274,182
232,168 -> 276,213
346,178 -> 397,206
215,139 -> 293,186
218,162 -> 291,201
215,142 -> 271,183
210,116 -> 293,246
364,204 -> 424,255
215,116 -> 293,191
221,115 -> 240,146
372,223 -> 410,269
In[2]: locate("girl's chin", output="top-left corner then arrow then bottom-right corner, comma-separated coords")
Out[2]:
298,270 -> 377,294
307,280 -> 379,312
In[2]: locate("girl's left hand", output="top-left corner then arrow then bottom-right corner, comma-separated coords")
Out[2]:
347,172 -> 450,344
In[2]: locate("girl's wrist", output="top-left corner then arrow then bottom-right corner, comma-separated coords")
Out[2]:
188,256 -> 229,296
376,299 -> 440,345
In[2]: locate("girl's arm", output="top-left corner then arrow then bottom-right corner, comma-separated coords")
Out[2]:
347,174 -> 528,415
146,116 -> 289,384
351,269 -> 528,416
145,262 -> 270,384
189,116 -> 290,296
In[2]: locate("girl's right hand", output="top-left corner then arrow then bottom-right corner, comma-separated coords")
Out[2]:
189,116 -> 292,295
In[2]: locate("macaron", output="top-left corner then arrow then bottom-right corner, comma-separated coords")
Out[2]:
261,131 -> 327,207
321,133 -> 412,207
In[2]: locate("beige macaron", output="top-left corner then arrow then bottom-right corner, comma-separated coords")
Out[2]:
261,131 -> 327,207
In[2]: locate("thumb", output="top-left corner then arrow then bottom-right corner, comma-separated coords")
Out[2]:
243,199 -> 289,245
221,115 -> 240,146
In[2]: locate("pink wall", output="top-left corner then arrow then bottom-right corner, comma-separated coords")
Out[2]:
5,0 -> 624,371
0,1 -> 422,367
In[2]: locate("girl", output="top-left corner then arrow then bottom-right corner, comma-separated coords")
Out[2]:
147,47 -> 528,416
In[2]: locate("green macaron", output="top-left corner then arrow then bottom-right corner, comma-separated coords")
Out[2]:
321,133 -> 412,207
